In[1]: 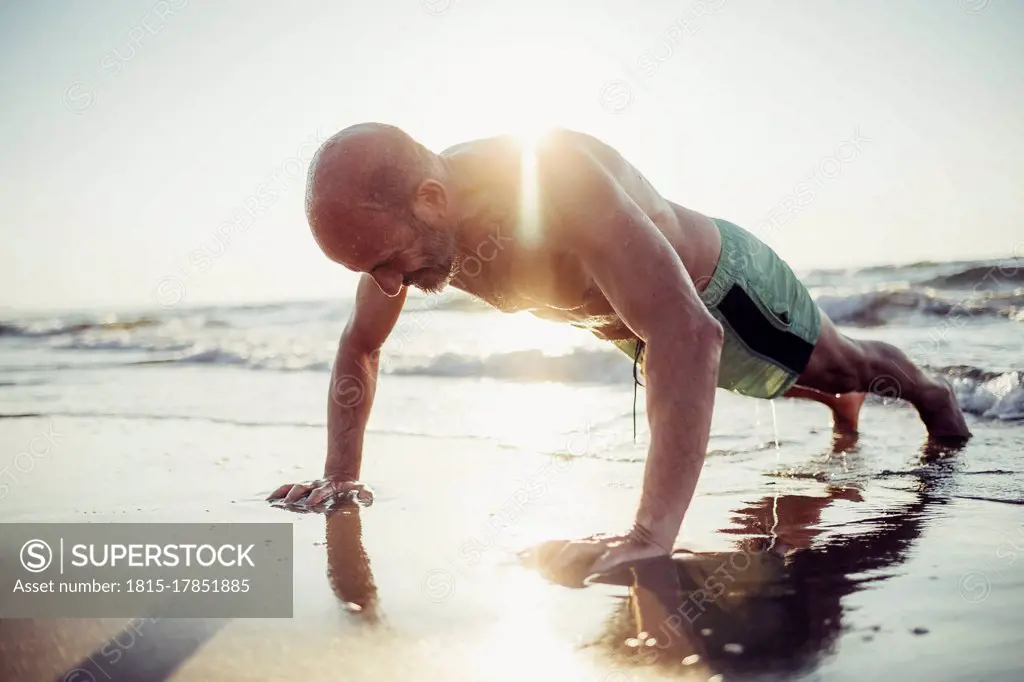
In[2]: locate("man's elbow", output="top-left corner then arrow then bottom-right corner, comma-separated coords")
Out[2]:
339,327 -> 380,361
668,304 -> 722,344
682,316 -> 723,362
692,316 -> 724,350
647,314 -> 723,364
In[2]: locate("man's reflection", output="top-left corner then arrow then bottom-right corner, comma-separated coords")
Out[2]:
590,436 -> 961,678
324,507 -> 383,624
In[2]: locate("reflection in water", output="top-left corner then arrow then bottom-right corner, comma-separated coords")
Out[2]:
318,435 -> 967,679
590,436 -> 964,679
324,507 -> 384,625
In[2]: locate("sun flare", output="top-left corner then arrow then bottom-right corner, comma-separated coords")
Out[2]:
518,131 -> 542,247
514,118 -> 557,147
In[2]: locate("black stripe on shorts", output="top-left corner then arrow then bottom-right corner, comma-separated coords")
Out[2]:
717,284 -> 815,374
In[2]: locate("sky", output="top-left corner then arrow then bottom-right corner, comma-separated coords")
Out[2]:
1,0 -> 1022,311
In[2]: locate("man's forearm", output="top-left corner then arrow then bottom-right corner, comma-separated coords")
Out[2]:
324,335 -> 379,480
633,321 -> 723,548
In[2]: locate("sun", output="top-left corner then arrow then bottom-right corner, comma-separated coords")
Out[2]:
514,117 -> 558,147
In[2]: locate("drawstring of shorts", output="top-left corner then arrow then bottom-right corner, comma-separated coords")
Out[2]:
632,339 -> 645,442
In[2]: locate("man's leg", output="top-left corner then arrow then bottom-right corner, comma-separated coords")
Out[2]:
794,314 -> 971,440
782,385 -> 866,434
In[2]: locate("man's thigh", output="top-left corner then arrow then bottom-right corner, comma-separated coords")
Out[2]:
796,313 -> 865,394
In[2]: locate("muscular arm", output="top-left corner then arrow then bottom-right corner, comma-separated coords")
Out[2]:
545,142 -> 724,549
325,273 -> 408,480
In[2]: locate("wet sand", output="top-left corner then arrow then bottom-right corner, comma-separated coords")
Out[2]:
1,415 -> 1023,681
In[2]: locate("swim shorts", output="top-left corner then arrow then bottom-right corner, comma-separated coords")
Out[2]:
612,217 -> 821,400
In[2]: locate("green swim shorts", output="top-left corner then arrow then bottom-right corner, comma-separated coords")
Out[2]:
612,218 -> 822,400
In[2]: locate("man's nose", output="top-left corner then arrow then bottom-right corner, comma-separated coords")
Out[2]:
371,269 -> 404,297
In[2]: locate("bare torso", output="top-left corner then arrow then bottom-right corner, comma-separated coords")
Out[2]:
440,130 -> 723,343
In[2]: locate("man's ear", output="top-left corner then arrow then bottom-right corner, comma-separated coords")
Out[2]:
412,179 -> 448,222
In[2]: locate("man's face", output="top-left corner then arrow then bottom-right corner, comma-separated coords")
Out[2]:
315,205 -> 458,296
398,213 -> 459,294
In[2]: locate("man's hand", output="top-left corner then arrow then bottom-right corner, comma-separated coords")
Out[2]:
520,530 -> 669,587
266,478 -> 374,511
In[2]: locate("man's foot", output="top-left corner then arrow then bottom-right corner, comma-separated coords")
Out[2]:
918,381 -> 972,440
829,429 -> 860,454
830,392 -> 866,434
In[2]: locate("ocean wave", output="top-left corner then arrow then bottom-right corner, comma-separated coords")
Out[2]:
0,314 -> 235,339
810,258 -> 1017,278
57,338 -> 193,353
816,288 -> 1023,326
851,260 -> 962,273
0,316 -> 161,338
934,365 -> 1024,421
136,348 -> 332,372
920,262 -> 1024,290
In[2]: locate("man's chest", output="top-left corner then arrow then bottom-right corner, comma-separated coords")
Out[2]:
453,230 -> 629,337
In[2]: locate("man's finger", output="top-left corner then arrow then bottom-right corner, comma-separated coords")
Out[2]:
306,484 -> 339,508
283,484 -> 313,504
518,540 -> 565,570
266,483 -> 294,501
351,484 -> 374,505
588,549 -> 622,577
550,541 -> 605,576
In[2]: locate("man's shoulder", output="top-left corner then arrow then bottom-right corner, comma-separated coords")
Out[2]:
438,133 -> 517,158
438,129 -> 615,197
439,127 -> 617,159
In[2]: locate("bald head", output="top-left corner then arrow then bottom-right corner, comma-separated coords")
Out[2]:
306,123 -> 441,232
304,123 -> 459,295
